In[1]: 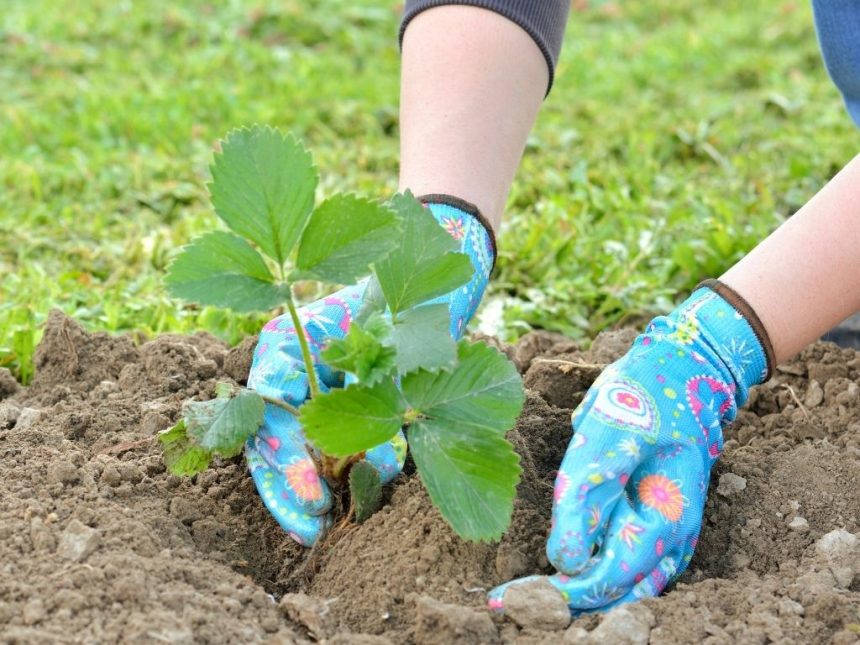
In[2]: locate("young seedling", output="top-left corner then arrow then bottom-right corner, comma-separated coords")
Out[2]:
162,125 -> 524,542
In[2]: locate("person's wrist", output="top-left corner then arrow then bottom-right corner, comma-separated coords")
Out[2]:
665,282 -> 771,405
418,194 -> 497,272
409,195 -> 495,338
695,279 -> 775,382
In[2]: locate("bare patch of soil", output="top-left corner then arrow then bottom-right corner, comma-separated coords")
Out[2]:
2,314 -> 858,643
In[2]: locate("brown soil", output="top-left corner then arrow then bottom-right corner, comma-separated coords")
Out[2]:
2,313 -> 859,644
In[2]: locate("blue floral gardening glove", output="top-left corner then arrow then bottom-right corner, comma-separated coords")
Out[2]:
490,281 -> 774,613
245,196 -> 495,546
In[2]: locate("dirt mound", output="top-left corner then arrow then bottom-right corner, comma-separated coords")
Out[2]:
2,316 -> 859,643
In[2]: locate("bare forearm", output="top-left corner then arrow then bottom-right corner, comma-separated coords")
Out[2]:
398,6 -> 548,230
722,153 -> 860,364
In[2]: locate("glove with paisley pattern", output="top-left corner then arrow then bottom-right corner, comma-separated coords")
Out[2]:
490,281 -> 773,613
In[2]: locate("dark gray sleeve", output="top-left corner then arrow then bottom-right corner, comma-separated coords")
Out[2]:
399,1 -> 570,94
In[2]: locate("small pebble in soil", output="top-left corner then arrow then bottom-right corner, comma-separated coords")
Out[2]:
814,529 -> 860,589
788,516 -> 809,532
57,519 -> 100,562
716,472 -> 747,496
47,461 -> 80,486
15,407 -> 41,430
588,604 -> 655,645
804,380 -> 824,408
778,599 -> 805,617
815,528 -> 858,561
500,579 -> 571,631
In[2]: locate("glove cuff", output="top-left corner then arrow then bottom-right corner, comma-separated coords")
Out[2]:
417,193 -> 497,272
666,285 -> 768,407
695,279 -> 775,382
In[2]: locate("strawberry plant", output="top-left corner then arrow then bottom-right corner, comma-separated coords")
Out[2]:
161,125 -> 524,542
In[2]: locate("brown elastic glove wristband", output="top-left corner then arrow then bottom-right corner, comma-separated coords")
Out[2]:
417,193 -> 498,272
696,279 -> 775,382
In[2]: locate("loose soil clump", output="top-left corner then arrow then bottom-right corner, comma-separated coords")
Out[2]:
2,313 -> 859,643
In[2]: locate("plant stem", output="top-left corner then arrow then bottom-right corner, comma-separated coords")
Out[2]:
260,395 -> 301,417
285,290 -> 321,398
403,407 -> 422,424
330,456 -> 353,480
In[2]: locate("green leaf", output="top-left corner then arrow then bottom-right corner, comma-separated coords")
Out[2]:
356,274 -> 387,325
293,195 -> 401,284
374,192 -> 474,316
301,379 -> 406,457
402,341 -> 525,432
409,419 -> 520,542
183,388 -> 266,458
389,304 -> 456,374
165,231 -> 288,312
321,313 -> 397,386
210,126 -> 318,266
159,421 -> 212,477
349,461 -> 383,523
402,341 -> 524,541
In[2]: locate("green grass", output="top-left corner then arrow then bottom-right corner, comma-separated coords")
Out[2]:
2,0 -> 858,382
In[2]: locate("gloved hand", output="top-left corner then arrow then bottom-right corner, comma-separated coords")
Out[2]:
489,281 -> 773,613
246,196 -> 495,546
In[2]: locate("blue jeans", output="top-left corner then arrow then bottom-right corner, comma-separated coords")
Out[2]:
813,0 -> 860,126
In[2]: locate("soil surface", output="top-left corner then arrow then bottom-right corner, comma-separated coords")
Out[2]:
2,312 -> 859,644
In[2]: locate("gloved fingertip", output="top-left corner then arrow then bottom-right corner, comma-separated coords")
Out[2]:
547,452 -> 634,574
249,460 -> 331,545
282,511 -> 328,547
301,491 -> 334,516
